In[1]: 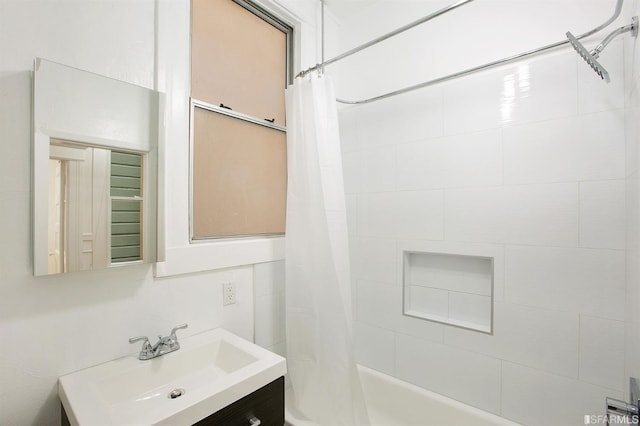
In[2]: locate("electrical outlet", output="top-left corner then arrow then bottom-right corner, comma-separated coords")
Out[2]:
223,282 -> 236,306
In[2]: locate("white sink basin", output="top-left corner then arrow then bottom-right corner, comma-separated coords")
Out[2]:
59,328 -> 287,425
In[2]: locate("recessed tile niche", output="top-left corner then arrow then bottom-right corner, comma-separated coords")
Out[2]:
403,251 -> 493,333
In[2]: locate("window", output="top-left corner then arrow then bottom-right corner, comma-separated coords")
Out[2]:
190,0 -> 292,240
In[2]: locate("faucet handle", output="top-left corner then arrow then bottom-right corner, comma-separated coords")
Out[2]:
129,336 -> 154,359
164,324 -> 188,350
170,324 -> 188,337
129,336 -> 150,345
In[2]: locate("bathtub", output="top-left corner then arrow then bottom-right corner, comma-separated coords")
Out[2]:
285,365 -> 520,426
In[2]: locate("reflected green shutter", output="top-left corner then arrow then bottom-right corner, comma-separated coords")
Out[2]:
111,152 -> 142,263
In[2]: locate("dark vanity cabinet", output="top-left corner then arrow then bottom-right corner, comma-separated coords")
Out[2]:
194,376 -> 285,426
62,376 -> 285,426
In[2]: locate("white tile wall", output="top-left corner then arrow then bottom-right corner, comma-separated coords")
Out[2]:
254,261 -> 286,352
445,302 -> 579,378
356,279 -> 444,342
447,292 -> 492,330
356,192 -> 399,238
628,174 -> 640,255
338,105 -> 360,153
394,191 -> 445,240
503,110 -> 625,185
442,72 -> 507,135
357,190 -> 444,239
396,129 -> 503,191
357,87 -> 444,147
396,333 -> 502,414
170,266 -> 256,341
342,145 -> 396,194
504,245 -> 625,321
579,180 -> 626,250
350,237 -> 397,284
354,321 -> 395,376
579,315 -> 625,391
502,362 -> 623,426
341,150 -> 362,194
361,146 -> 397,193
628,106 -> 640,177
356,279 -> 404,331
625,319 -> 640,390
336,1 -> 632,423
395,311 -> 446,343
443,53 -> 577,135
254,261 -> 285,296
445,183 -> 579,246
254,292 -> 283,348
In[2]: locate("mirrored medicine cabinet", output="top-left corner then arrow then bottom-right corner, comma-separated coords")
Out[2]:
33,58 -> 162,276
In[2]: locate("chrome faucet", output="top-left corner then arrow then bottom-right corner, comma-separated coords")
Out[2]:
129,324 -> 188,360
605,377 -> 640,425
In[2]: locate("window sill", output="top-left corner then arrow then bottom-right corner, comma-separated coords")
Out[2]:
154,235 -> 284,277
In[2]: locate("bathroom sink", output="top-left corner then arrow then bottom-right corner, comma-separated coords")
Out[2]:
59,328 -> 286,425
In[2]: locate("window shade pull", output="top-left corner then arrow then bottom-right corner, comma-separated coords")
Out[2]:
265,118 -> 275,123
219,103 -> 232,110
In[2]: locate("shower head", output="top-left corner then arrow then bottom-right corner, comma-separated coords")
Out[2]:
566,16 -> 638,84
566,31 -> 610,83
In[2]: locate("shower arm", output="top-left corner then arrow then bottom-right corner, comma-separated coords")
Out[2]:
591,16 -> 638,58
324,0 -> 625,105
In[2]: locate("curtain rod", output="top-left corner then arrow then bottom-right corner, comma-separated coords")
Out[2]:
296,0 -> 477,78
334,0 -> 624,105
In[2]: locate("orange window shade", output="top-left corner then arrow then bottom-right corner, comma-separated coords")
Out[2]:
191,0 -> 287,125
192,107 -> 287,239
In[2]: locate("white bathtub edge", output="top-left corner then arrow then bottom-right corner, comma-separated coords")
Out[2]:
285,364 -> 521,426
357,365 -> 520,426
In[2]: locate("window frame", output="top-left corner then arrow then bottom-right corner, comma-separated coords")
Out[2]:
233,0 -> 294,86
188,0 -> 293,243
188,100 -> 287,241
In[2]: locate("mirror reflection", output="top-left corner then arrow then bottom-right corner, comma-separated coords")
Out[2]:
33,58 -> 160,276
47,141 -> 144,273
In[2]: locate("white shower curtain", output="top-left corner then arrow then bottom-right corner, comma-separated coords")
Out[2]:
285,74 -> 370,426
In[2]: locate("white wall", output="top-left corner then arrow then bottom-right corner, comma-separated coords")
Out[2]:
0,0 -> 315,424
254,261 -> 287,356
334,1 -> 632,425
